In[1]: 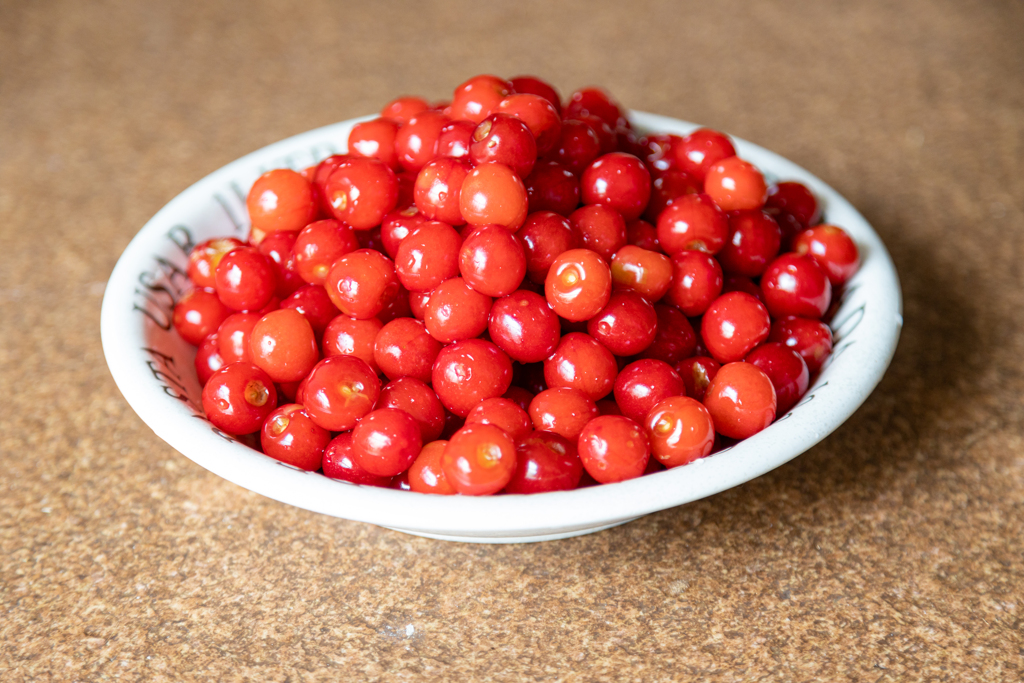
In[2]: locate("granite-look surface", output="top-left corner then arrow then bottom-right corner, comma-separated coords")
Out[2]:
2,1 -> 1023,680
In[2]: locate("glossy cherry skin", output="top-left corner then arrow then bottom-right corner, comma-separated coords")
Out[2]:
656,194 -> 728,256
215,247 -> 277,312
544,333 -> 618,400
381,206 -> 427,258
545,248 -> 612,322
459,163 -> 529,230
569,205 -> 627,261
442,423 -> 517,495
509,75 -> 562,114
793,225 -> 860,286
348,118 -> 400,170
638,304 -> 698,366
502,386 -> 535,413
459,223 -> 527,297
504,431 -> 583,494
394,220 -> 462,292
676,356 -> 721,402
374,317 -> 441,384
195,333 -> 225,386
564,87 -> 628,130
578,415 -> 650,484
761,253 -> 832,319
173,289 -> 232,346
580,153 -> 651,223
613,359 -> 686,424
413,157 -> 471,225
423,277 -> 492,343
394,110 -> 449,172
644,169 -> 702,223
497,93 -> 562,155
450,75 -> 512,124
644,396 -> 715,468
465,397 -> 532,441
322,314 -> 382,374
765,181 -> 821,230
201,362 -> 278,435
249,308 -> 319,383
546,119 -> 601,176
524,161 -> 581,216
666,250 -> 724,316
671,128 -> 736,182
610,245 -> 672,302
217,313 -> 260,364
470,114 -> 537,178
280,284 -> 340,338
261,404 -> 331,471
258,230 -> 304,297
587,291 -> 658,357
246,169 -> 318,235
717,210 -> 782,278
351,408 -> 423,477
408,441 -> 456,494
432,338 -> 513,417
704,156 -> 768,211
703,362 -> 777,439
375,377 -> 446,443
435,119 -> 477,160
746,342 -> 810,415
769,316 -> 834,374
528,387 -> 599,440
189,238 -> 245,290
302,356 -> 381,431
325,249 -> 400,320
626,219 -> 660,251
488,289 -> 561,363
324,157 -> 399,230
701,292 -> 772,363
517,211 -> 579,283
380,96 -> 430,125
322,432 -> 393,487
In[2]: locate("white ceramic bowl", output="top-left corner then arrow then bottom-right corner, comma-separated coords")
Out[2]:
101,112 -> 902,543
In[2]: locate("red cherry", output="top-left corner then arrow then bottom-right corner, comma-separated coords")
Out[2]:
246,169 -> 317,235
675,356 -> 721,402
580,153 -> 652,223
517,211 -> 578,283
441,423 -> 517,495
188,238 -> 244,290
701,292 -> 772,364
324,249 -> 400,320
761,253 -> 832,319
351,408 -> 423,477
195,333 -> 225,386
769,316 -> 834,374
280,284 -> 340,338
610,245 -> 673,302
380,96 -> 429,126
258,230 -> 304,297
613,359 -> 686,424
545,248 -> 612,322
666,250 -> 723,316
431,338 -> 513,417
201,362 -> 277,435
408,441 -> 456,494
578,415 -> 650,484
792,225 -> 860,286
703,362 -> 777,439
173,289 -> 231,346
487,289 -> 561,363
413,157 -> 472,225
717,210 -> 782,278
322,314 -> 382,373
374,317 -> 441,384
704,156 -> 768,211
249,308 -> 319,383
564,87 -> 628,130
497,93 -> 562,155
215,247 -> 277,312
348,118 -> 400,170
465,397 -> 532,441
638,304 -> 698,366
656,194 -> 728,256
644,169 -> 702,223
459,163 -> 529,230
746,342 -> 810,415
528,387 -> 599,440
302,356 -> 381,431
586,291 -> 658,357
436,120 -> 477,159
524,161 -> 580,216
450,75 -> 512,124
216,313 -> 259,364
644,396 -> 715,468
321,432 -> 393,486
569,205 -> 627,261
423,277 -> 492,343
324,157 -> 399,230
380,206 -> 427,259
459,224 -> 527,297
509,75 -> 562,114
394,110 -> 449,173
376,377 -> 447,443
544,332 -> 618,400
546,119 -> 601,176
671,128 -> 736,182
293,219 -> 359,286
394,220 -> 462,292
261,404 -> 330,471
626,219 -> 660,251
504,431 -> 583,494
469,114 -> 537,178
765,181 -> 821,229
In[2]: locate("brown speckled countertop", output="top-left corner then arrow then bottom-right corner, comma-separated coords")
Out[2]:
2,1 -> 1023,680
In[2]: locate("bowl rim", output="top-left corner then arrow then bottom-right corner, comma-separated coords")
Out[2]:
101,111 -> 902,540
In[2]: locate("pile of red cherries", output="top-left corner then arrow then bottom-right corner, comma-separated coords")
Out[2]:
173,74 -> 859,496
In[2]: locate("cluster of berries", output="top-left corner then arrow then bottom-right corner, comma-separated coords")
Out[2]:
171,74 -> 859,495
